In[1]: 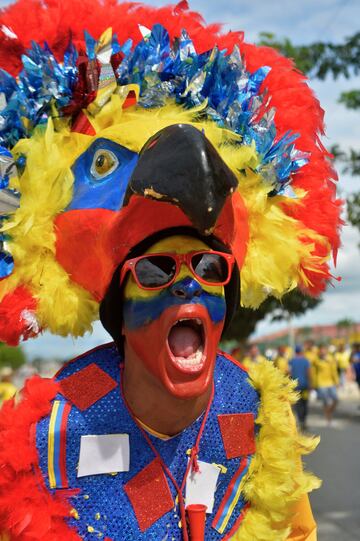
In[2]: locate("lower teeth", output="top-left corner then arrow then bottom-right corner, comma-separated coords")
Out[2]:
174,347 -> 204,369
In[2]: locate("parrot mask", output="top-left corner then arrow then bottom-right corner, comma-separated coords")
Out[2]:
0,0 -> 342,346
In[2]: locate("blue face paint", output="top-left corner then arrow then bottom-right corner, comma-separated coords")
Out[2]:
123,277 -> 226,331
67,138 -> 138,211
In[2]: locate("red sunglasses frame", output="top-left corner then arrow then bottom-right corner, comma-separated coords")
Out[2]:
119,250 -> 235,291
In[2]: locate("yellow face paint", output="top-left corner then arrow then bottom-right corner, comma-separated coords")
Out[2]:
123,235 -> 225,301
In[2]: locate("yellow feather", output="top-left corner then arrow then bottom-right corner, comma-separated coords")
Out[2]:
0,121 -> 96,336
237,170 -> 330,307
231,361 -> 321,540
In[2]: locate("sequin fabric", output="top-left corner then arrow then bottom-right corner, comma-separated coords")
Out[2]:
218,413 -> 256,459
36,344 -> 259,540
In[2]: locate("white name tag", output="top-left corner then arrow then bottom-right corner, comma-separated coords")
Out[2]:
185,460 -> 221,513
77,434 -> 130,478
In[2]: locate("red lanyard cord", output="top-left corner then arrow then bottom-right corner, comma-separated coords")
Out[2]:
119,364 -> 214,541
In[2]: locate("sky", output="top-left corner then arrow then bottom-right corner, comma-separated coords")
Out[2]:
1,0 -> 359,359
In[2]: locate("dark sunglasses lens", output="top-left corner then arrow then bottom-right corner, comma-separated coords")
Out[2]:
135,256 -> 176,288
192,253 -> 229,283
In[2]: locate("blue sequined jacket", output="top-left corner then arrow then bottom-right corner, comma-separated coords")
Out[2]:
36,343 -> 259,540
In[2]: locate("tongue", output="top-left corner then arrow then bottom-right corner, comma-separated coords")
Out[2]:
168,326 -> 202,358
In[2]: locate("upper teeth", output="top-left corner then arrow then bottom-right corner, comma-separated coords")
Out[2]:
178,318 -> 202,325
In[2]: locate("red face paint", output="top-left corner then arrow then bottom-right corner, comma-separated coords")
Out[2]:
122,235 -> 226,399
124,303 -> 224,398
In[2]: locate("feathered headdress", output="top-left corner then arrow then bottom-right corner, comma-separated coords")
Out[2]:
0,0 -> 342,345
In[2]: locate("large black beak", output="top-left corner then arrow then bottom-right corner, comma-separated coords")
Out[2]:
123,124 -> 238,234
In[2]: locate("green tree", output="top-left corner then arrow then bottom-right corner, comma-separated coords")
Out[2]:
0,342 -> 26,370
258,31 -> 360,79
258,31 -> 360,230
347,191 -> 360,238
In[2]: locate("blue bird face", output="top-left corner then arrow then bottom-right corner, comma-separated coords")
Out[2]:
67,138 -> 138,211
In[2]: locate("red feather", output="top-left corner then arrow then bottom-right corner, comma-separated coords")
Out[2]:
0,286 -> 39,346
0,0 -> 238,76
0,376 -> 81,540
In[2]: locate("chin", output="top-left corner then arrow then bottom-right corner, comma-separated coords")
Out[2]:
160,355 -> 217,399
124,304 -> 224,399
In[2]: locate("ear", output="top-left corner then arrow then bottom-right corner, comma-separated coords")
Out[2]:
99,265 -> 123,342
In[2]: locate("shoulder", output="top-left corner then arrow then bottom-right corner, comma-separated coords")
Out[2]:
0,342 -> 121,484
0,375 -> 79,540
216,349 -> 248,373
215,350 -> 258,396
38,341 -> 121,440
234,359 -> 321,539
55,341 -> 121,381
52,342 -> 121,408
214,351 -> 259,419
0,344 -> 121,540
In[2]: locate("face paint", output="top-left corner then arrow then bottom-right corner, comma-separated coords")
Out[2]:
122,235 -> 227,398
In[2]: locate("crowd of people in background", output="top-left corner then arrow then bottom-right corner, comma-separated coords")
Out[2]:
0,363 -> 38,406
233,341 -> 360,431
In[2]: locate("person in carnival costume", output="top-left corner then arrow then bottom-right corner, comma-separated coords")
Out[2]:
0,1 -> 342,540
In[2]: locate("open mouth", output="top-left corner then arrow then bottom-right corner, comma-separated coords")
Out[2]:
167,318 -> 206,373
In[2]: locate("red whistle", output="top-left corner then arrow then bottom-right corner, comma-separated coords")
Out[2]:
186,504 -> 207,541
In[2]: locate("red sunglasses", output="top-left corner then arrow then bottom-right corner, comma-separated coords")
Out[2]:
120,250 -> 235,291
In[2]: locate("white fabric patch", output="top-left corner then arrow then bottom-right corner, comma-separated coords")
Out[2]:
185,460 -> 221,513
77,434 -> 130,477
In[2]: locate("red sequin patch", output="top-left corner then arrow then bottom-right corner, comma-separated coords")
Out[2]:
218,413 -> 256,459
124,458 -> 174,532
59,363 -> 117,411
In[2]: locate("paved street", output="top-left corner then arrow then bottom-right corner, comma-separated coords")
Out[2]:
304,395 -> 360,541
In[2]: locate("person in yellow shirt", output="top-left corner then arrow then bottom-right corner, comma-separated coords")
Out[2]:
304,341 -> 318,389
314,346 -> 339,424
0,367 -> 17,405
274,345 -> 290,374
242,344 -> 267,369
334,344 -> 350,387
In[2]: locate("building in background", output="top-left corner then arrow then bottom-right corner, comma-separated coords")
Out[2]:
251,322 -> 360,349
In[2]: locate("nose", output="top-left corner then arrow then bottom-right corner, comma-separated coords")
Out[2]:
170,278 -> 203,299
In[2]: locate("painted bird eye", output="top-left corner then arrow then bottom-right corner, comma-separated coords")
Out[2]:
90,149 -> 119,179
